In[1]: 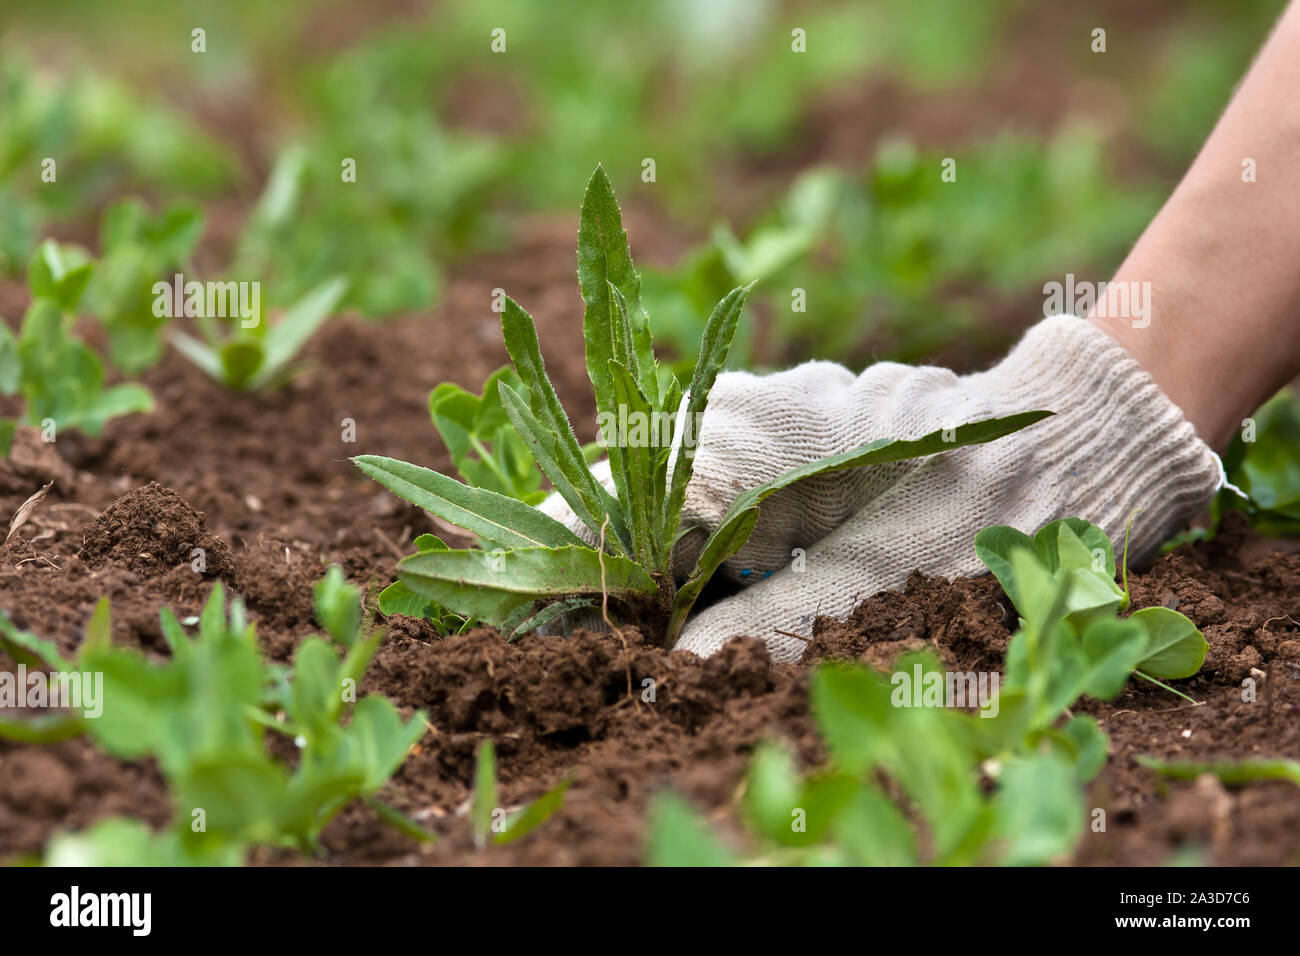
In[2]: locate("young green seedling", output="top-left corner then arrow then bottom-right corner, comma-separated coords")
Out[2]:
975,517 -> 1208,698
83,197 -> 205,374
429,366 -> 550,506
0,572 -> 428,864
471,739 -> 570,848
651,646 -> 1104,867
650,545 -> 1192,867
170,274 -> 348,390
0,240 -> 154,453
356,166 -> 1050,646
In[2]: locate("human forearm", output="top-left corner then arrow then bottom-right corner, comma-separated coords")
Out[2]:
1093,0 -> 1300,449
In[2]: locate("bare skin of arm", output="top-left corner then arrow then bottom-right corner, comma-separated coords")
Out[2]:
1092,0 -> 1300,450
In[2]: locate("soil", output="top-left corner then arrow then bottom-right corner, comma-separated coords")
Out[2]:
2,1 -> 1297,868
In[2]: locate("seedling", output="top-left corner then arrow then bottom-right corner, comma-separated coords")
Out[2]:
170,274 -> 348,390
0,572 -> 428,864
356,166 -> 1049,646
84,197 -> 205,373
975,517 -> 1208,698
650,556 -> 1140,867
471,739 -> 570,848
0,240 -> 154,452
376,533 -> 476,636
429,367 -> 549,505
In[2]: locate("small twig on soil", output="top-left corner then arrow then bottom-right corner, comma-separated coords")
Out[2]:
1108,701 -> 1206,718
596,516 -> 636,704
1261,614 -> 1298,631
373,526 -> 406,560
773,628 -> 811,643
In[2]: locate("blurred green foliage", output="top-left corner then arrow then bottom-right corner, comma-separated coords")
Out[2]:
645,128 -> 1160,369
0,0 -> 1286,330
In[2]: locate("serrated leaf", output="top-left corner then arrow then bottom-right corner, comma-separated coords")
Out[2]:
663,283 -> 752,540
578,165 -> 658,407
499,298 -> 629,551
608,356 -> 656,564
353,454 -> 585,551
397,545 -> 656,629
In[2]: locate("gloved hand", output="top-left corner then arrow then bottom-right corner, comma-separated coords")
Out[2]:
541,315 -> 1223,663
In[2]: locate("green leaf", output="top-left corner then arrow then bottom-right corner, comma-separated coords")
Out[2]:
78,383 -> 154,436
28,240 -> 94,312
397,545 -> 656,628
496,778 -> 571,844
666,506 -> 758,645
499,299 -> 627,551
1060,714 -> 1109,781
0,609 -> 70,669
808,665 -> 891,775
313,565 -> 361,647
1130,605 -> 1208,679
742,742 -> 805,845
348,696 -> 427,790
578,165 -> 658,408
812,657 -> 984,860
429,367 -> 542,502
663,284 -> 753,540
0,323 -> 19,395
993,752 -> 1085,865
978,517 -> 1123,624
219,340 -> 265,391
1035,518 -> 1116,578
831,784 -> 918,865
288,638 -> 343,735
1136,755 -> 1300,787
45,818 -> 200,867
647,791 -> 737,866
472,740 -> 497,848
366,798 -> 437,844
353,454 -> 585,551
170,330 -> 225,380
0,711 -> 85,744
252,276 -> 348,388
1077,617 -> 1147,700
608,357 -> 657,563
378,582 -> 429,618
973,525 -> 1036,613
508,597 -> 596,641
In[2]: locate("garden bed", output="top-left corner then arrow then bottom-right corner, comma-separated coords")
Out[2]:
2,222 -> 1297,865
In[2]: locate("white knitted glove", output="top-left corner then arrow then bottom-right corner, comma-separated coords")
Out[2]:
542,315 -> 1223,663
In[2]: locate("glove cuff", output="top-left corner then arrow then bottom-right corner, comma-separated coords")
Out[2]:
973,314 -> 1223,562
